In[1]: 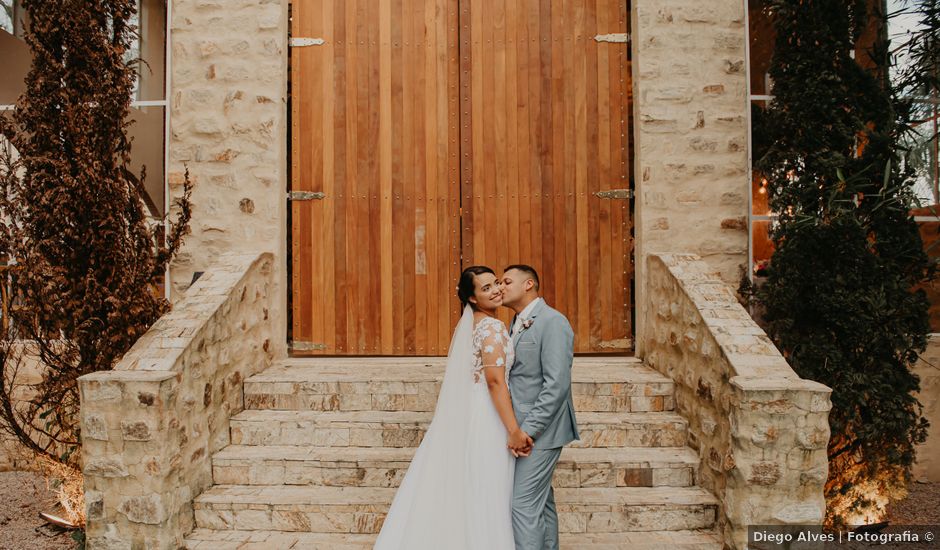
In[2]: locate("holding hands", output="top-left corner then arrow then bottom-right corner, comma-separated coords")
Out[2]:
508,428 -> 534,457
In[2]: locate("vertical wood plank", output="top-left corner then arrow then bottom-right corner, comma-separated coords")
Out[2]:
404,0 -> 418,353
379,0 -> 393,354
333,0 -> 349,353
595,0 -> 611,344
575,0 -> 590,346
447,0 -> 461,341
368,0 -> 381,352
412,0 -> 428,355
391,0 -> 405,354
459,0 -> 474,267
322,0 -> 337,352
506,0 -> 519,274
290,4 -> 304,343
344,0 -> 359,352
424,0 -> 440,354
307,0 -> 324,352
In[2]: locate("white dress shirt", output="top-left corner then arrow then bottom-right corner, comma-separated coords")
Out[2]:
511,297 -> 542,337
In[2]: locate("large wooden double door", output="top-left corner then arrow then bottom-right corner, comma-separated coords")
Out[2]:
290,0 -> 633,355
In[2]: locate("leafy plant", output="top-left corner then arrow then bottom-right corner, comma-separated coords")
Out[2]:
0,0 -> 192,496
751,0 -> 932,527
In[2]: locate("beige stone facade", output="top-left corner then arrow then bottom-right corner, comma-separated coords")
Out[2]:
631,0 -> 751,354
166,0 -> 289,360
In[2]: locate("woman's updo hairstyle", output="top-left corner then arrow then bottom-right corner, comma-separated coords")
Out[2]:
457,266 -> 496,310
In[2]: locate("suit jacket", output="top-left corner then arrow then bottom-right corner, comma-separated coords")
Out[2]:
508,299 -> 580,450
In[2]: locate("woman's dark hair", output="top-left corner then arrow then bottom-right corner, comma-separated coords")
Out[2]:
457,266 -> 495,309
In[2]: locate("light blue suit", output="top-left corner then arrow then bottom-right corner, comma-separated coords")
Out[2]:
508,299 -> 579,550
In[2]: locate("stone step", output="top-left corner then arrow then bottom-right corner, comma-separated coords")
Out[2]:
230,409 -> 688,448
211,445 -> 697,488
243,357 -> 674,413
193,485 -> 718,534
184,528 -> 723,549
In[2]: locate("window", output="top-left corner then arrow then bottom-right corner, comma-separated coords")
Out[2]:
0,0 -> 169,218
745,0 -> 896,279
746,0 -> 940,329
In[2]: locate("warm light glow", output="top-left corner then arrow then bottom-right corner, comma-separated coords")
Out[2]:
835,478 -> 892,526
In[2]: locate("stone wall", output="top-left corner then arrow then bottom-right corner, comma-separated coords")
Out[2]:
167,0 -> 288,359
631,0 -> 750,355
913,334 -> 940,482
643,253 -> 831,550
78,251 -> 275,550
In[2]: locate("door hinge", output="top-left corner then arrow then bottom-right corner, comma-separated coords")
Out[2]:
594,33 -> 630,43
290,37 -> 325,47
594,188 -> 633,200
290,341 -> 327,352
288,191 -> 326,201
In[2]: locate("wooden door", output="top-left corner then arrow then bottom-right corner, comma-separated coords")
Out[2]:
290,0 -> 462,355
290,0 -> 633,355
459,0 -> 633,353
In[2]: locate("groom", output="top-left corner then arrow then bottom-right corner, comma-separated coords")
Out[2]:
501,265 -> 580,550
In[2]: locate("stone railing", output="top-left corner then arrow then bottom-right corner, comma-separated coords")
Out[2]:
643,253 -> 832,550
78,251 -> 275,549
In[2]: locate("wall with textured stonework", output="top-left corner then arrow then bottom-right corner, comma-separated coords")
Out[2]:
167,0 -> 288,359
914,334 -> 940,482
643,254 -> 831,550
631,0 -> 750,355
78,252 -> 275,550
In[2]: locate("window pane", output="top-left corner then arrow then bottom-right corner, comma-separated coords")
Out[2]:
752,171 -> 771,215
127,105 -> 166,217
748,0 -> 774,97
752,220 -> 774,268
751,100 -> 772,215
0,0 -> 28,106
134,0 -> 167,102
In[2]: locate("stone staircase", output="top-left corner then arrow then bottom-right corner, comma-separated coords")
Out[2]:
184,357 -> 722,549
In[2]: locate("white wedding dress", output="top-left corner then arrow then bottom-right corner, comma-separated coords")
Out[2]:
373,306 -> 516,550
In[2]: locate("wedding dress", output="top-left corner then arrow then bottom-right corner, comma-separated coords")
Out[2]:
373,306 -> 516,550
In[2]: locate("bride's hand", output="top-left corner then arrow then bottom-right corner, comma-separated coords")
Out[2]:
508,428 -> 534,456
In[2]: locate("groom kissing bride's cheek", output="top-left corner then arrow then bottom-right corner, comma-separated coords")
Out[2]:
374,264 -> 580,550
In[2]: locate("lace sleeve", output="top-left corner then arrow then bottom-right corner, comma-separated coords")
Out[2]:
480,320 -> 509,369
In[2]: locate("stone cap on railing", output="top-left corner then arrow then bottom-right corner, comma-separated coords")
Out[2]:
654,253 -> 830,391
102,252 -> 271,373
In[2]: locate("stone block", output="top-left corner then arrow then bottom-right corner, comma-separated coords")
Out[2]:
121,420 -> 153,441
117,494 -> 166,525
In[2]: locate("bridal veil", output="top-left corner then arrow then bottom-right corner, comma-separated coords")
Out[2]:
373,305 -> 476,549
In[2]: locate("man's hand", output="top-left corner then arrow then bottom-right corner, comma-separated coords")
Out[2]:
508,428 -> 534,457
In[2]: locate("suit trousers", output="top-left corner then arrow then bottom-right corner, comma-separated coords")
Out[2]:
512,447 -> 563,550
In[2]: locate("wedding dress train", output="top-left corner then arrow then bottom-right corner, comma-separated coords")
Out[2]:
373,306 -> 515,550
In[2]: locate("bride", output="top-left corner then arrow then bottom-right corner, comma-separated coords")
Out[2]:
374,266 -> 532,550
